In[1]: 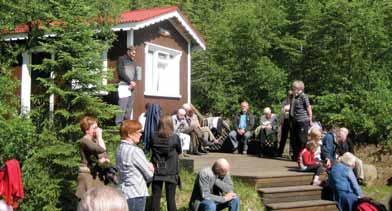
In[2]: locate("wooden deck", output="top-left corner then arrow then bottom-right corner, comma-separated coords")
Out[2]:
180,152 -> 311,178
180,152 -> 338,211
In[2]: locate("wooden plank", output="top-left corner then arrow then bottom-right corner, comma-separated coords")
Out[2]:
263,194 -> 321,204
266,200 -> 337,210
258,185 -> 322,193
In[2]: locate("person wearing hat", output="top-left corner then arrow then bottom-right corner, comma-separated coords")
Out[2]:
115,46 -> 139,125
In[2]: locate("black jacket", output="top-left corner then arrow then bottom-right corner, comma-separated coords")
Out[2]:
150,133 -> 182,184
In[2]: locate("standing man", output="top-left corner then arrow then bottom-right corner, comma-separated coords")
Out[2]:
228,101 -> 255,154
115,46 -> 138,125
276,91 -> 293,157
189,158 -> 240,211
290,80 -> 313,161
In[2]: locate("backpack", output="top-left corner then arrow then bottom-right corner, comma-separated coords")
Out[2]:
355,197 -> 387,211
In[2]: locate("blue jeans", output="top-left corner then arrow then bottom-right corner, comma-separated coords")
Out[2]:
199,198 -> 240,211
127,196 -> 146,211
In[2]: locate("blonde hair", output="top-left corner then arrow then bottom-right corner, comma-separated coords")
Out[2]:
309,127 -> 322,141
306,141 -> 319,152
292,80 -> 305,91
77,186 -> 128,211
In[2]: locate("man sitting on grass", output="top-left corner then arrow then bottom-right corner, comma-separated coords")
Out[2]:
189,158 -> 240,211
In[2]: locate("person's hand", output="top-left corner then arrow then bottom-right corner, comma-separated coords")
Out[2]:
237,128 -> 245,135
224,192 -> 237,201
266,124 -> 272,130
95,127 -> 103,140
148,162 -> 155,172
325,159 -> 332,169
129,81 -> 136,89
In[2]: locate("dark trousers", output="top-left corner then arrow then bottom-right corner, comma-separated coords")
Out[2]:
151,181 -> 177,211
303,164 -> 324,176
292,120 -> 310,160
277,118 -> 290,155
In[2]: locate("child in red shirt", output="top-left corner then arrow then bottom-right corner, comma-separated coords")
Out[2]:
298,141 -> 324,185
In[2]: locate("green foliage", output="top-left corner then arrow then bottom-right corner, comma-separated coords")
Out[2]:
1,0 -> 392,210
1,0 -> 125,210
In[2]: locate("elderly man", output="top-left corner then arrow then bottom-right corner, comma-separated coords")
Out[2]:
189,158 -> 240,211
290,80 -> 313,160
336,128 -> 365,183
183,104 -> 218,147
172,108 -> 191,154
115,46 -> 139,125
256,107 -> 278,157
228,101 -> 255,154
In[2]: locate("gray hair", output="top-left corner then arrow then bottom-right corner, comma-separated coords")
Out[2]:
77,186 -> 128,211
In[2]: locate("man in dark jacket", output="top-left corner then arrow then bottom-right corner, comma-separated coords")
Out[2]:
115,46 -> 139,125
228,101 -> 255,154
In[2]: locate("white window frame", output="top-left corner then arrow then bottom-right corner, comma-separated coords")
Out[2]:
144,42 -> 182,98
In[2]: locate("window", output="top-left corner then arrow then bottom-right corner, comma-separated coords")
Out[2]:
144,42 -> 182,98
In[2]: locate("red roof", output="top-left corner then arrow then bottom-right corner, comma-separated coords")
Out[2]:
2,6 -> 205,49
119,6 -> 178,23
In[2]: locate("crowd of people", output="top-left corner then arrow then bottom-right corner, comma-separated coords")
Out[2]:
74,45 -> 381,211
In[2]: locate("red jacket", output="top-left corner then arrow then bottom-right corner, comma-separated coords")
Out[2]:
297,148 -> 317,169
0,159 -> 24,208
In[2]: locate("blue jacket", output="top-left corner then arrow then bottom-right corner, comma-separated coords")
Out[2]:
329,163 -> 361,197
322,132 -> 336,161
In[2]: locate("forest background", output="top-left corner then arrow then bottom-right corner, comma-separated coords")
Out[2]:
0,0 -> 391,210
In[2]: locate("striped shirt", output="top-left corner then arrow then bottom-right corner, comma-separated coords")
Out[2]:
116,140 -> 153,199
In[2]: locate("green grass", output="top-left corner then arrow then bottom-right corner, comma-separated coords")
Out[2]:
154,168 -> 264,211
362,184 -> 392,205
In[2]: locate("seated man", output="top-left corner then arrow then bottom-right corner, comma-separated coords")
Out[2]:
255,107 -> 278,157
183,104 -> 218,148
172,108 -> 192,155
336,127 -> 365,183
189,158 -> 240,211
228,101 -> 255,154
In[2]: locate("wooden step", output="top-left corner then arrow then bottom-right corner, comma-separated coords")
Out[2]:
258,185 -> 322,204
266,200 -> 338,211
251,174 -> 315,188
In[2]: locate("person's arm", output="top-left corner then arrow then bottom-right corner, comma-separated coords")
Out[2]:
117,56 -> 128,83
347,168 -> 362,197
198,171 -> 226,203
271,115 -> 278,131
175,134 -> 182,154
247,114 -> 255,131
348,139 -> 355,154
304,95 -> 312,123
214,174 -> 234,193
82,139 -> 106,154
234,115 -> 240,130
303,150 -> 316,166
322,133 -> 335,161
133,148 -> 154,182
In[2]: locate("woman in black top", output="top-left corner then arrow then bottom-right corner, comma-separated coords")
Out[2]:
151,115 -> 182,211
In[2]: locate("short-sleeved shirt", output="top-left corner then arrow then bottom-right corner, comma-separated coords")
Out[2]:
290,93 -> 310,122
